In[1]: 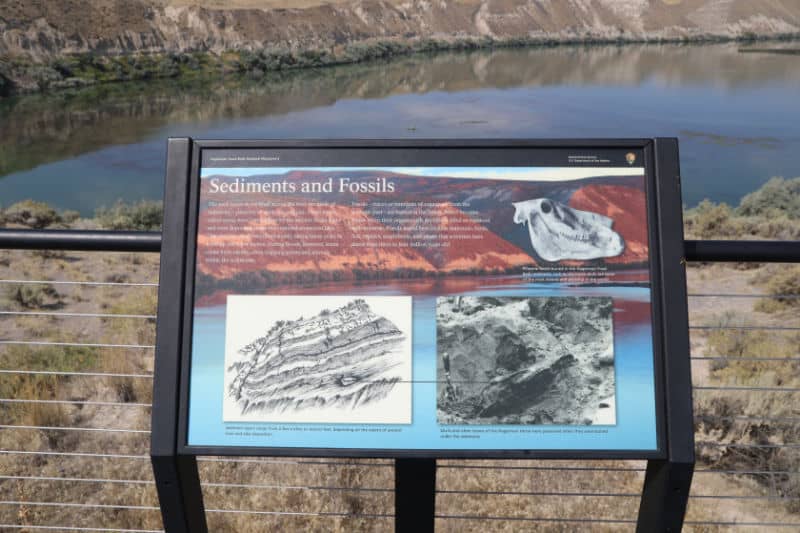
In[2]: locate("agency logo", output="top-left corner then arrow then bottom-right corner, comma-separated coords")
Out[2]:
626,152 -> 637,165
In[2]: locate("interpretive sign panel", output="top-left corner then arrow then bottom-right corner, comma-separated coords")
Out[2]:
172,140 -> 674,458
152,138 -> 693,532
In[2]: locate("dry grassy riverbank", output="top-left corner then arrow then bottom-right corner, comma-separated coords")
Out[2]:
0,178 -> 798,530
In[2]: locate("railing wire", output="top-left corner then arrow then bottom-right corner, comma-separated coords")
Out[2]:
1,232 -> 798,530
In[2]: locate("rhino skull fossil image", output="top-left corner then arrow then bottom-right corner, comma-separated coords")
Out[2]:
512,198 -> 625,262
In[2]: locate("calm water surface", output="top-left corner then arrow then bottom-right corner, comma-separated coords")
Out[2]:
1,43 -> 798,214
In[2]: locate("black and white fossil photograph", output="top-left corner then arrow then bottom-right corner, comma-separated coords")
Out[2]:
223,295 -> 412,424
437,295 -> 616,426
512,197 -> 625,262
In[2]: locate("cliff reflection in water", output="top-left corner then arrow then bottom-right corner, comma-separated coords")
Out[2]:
1,42 -> 799,211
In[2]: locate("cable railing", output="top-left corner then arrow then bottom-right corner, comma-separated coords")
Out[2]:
1,231 -> 799,531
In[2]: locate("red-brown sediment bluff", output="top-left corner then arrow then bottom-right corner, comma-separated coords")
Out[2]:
569,184 -> 649,265
196,198 -> 535,281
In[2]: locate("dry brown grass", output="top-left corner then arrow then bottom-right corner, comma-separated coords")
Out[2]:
1,242 -> 799,530
0,249 -> 161,530
687,264 -> 800,527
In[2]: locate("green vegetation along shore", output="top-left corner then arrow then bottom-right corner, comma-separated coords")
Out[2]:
683,176 -> 800,240
3,34 -> 800,98
3,0 -> 800,97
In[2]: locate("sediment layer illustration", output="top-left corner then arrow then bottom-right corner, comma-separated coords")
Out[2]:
227,299 -> 406,416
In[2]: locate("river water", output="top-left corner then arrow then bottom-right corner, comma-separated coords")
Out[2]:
1,43 -> 798,215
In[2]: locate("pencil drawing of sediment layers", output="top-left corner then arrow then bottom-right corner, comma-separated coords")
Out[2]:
223,295 -> 412,424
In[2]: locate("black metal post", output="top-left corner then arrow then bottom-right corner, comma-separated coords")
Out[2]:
395,458 -> 437,533
150,455 -> 207,533
638,459 -> 695,533
5,233 -> 799,265
0,229 -> 161,252
684,239 -> 800,263
637,138 -> 695,532
150,138 -> 208,533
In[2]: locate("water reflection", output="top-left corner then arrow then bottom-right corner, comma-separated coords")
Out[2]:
1,43 -> 798,212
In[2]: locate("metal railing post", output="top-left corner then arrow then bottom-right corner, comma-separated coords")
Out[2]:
149,138 -> 208,533
395,458 -> 436,533
637,138 -> 694,532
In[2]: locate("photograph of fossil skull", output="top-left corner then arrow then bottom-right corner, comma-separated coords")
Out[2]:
437,296 -> 616,426
512,198 -> 625,262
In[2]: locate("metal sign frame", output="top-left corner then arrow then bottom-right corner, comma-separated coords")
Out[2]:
151,137 -> 694,532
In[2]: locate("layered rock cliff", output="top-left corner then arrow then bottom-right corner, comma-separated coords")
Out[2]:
3,0 -> 799,61
1,0 -> 799,94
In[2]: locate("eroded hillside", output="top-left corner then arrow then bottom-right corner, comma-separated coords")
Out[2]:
2,0 -> 798,62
